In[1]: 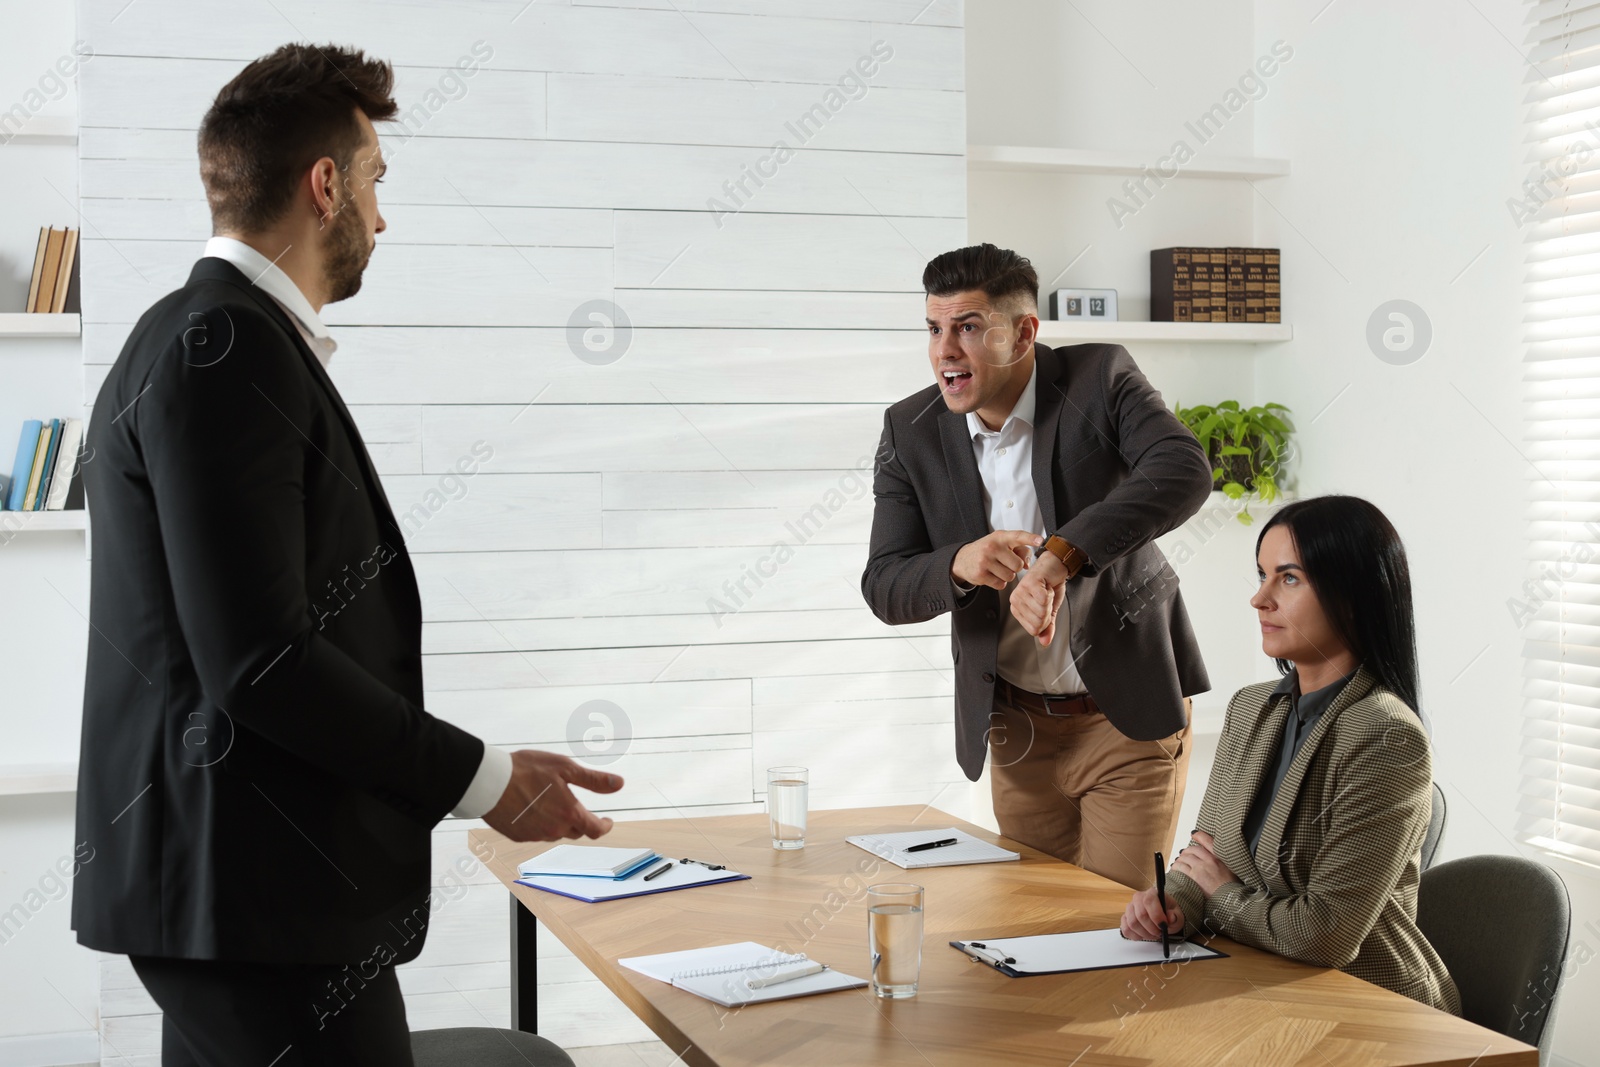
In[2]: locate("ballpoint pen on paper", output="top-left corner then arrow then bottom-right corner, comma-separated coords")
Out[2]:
643,861 -> 674,882
964,941 -> 1016,968
904,837 -> 958,853
745,961 -> 828,988
1155,851 -> 1170,960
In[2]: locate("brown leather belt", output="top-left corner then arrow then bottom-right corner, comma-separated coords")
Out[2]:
995,677 -> 1100,717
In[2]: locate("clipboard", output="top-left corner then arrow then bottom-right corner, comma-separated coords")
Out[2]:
516,862 -> 750,903
950,928 -> 1227,977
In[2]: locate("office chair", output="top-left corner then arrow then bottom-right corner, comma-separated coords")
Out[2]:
411,1027 -> 576,1066
1417,855 -> 1570,1063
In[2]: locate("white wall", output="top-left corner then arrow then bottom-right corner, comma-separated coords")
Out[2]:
71,0 -> 967,1060
0,4 -> 98,1066
1251,4 -> 1599,1065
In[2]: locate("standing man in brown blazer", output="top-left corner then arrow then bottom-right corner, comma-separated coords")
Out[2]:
861,244 -> 1214,889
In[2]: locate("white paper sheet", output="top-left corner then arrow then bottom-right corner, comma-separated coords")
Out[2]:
847,828 -> 1020,869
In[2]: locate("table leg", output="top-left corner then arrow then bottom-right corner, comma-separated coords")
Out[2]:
510,890 -> 538,1034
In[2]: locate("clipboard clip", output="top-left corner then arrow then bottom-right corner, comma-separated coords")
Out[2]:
962,941 -> 1016,968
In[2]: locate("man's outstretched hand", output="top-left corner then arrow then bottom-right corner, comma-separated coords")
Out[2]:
482,750 -> 625,842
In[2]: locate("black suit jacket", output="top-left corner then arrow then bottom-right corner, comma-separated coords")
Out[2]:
862,342 -> 1214,780
73,257 -> 483,964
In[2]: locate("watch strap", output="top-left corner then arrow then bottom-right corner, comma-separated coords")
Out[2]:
1042,535 -> 1088,578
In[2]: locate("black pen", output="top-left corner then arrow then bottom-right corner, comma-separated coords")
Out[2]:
904,837 -> 958,853
1154,851 -> 1169,960
643,861 -> 674,882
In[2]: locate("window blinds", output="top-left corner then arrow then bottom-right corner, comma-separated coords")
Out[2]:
1518,0 -> 1600,869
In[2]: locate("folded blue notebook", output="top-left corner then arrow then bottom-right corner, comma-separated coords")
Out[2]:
516,845 -> 660,880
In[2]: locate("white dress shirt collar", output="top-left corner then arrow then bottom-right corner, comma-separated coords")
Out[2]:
966,358 -> 1038,439
202,236 -> 337,367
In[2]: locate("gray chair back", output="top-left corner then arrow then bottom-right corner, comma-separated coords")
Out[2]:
1417,855 -> 1569,1061
411,1027 -> 575,1067
1420,782 -> 1446,870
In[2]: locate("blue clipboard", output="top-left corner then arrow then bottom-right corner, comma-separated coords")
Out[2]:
516,865 -> 750,903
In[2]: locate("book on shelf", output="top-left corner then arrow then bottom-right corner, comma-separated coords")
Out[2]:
6,421 -> 42,511
34,229 -> 65,313
44,419 -> 84,511
1225,247 -> 1246,323
1152,246 -> 1280,324
4,418 -> 85,512
25,229 -> 49,314
31,419 -> 62,511
24,226 -> 80,313
20,421 -> 54,511
51,228 -> 79,313
1265,248 -> 1281,324
1195,248 -> 1222,322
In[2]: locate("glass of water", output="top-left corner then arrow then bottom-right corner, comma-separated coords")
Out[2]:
766,766 -> 807,849
867,882 -> 924,999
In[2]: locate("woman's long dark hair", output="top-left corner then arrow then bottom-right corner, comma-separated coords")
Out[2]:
1256,495 -> 1421,715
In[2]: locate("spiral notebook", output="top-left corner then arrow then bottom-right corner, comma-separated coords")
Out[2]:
618,941 -> 867,1007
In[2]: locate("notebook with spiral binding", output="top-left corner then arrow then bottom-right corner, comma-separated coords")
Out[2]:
618,941 -> 867,1006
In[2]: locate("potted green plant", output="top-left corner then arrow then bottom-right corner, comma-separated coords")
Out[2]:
1172,400 -> 1294,525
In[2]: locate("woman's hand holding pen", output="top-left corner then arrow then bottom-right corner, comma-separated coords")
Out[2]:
1170,830 -> 1239,898
1120,886 -> 1183,942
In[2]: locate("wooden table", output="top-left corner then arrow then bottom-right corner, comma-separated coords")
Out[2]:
470,806 -> 1535,1067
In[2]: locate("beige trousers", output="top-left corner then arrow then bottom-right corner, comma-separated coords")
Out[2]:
988,692 -> 1191,891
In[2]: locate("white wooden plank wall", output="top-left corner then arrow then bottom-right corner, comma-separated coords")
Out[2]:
75,0 -> 966,1060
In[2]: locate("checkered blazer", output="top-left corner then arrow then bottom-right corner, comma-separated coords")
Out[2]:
1165,665 -> 1462,1015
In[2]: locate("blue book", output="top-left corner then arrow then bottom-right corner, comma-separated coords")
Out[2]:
32,419 -> 62,511
6,420 -> 42,511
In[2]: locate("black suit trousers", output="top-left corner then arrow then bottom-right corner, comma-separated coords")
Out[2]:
129,955 -> 413,1067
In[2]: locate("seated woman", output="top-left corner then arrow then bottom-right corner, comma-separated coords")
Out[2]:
1119,494 -> 1460,1014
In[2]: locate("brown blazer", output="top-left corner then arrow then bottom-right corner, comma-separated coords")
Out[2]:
1166,665 -> 1461,1014
861,342 -> 1214,780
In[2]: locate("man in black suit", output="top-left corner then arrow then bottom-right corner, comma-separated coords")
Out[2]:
73,44 -> 618,1066
862,244 -> 1213,890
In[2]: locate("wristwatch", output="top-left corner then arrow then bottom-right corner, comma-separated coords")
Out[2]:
1038,535 -> 1088,579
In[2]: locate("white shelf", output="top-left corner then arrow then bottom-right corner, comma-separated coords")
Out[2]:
0,763 -> 77,796
1038,320 -> 1290,344
969,144 -> 1290,180
1,115 -> 77,146
1204,489 -> 1295,507
0,510 -> 87,533
0,313 -> 81,338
